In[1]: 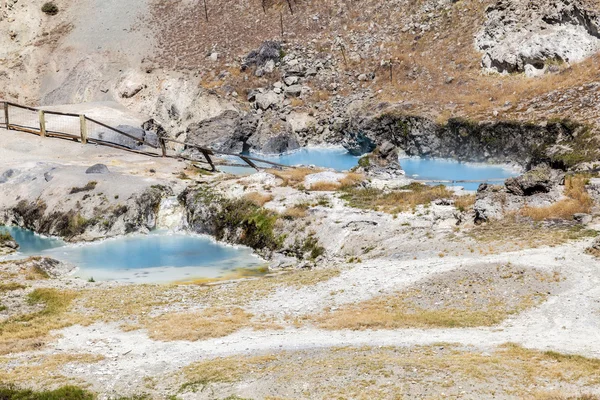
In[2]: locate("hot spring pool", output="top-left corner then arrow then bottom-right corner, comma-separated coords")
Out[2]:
221,147 -> 519,190
0,226 -> 264,283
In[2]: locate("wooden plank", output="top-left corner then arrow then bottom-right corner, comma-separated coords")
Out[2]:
39,110 -> 46,138
8,125 -> 41,135
240,156 -> 259,171
160,137 -> 289,169
3,102 -> 9,129
200,149 -> 216,171
80,115 -> 87,144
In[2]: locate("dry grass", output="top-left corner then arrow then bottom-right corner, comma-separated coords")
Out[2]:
308,173 -> 365,191
521,175 -> 593,221
244,192 -> 274,206
0,353 -> 103,387
309,182 -> 342,191
341,183 -> 453,213
470,215 -> 598,252
267,167 -> 321,188
178,344 -> 600,398
145,307 -> 279,341
455,194 -> 476,212
310,265 -> 555,330
282,203 -> 309,219
0,288 -> 85,355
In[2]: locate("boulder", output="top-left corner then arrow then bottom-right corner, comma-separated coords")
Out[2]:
255,91 -> 282,110
504,165 -> 564,196
243,41 -> 282,70
476,0 -> 600,73
246,114 -> 300,154
356,141 -> 404,178
0,169 -> 17,184
86,164 -> 110,174
284,85 -> 302,97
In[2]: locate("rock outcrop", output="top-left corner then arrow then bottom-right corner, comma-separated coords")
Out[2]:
355,142 -> 405,179
474,165 -> 565,222
476,0 -> 600,74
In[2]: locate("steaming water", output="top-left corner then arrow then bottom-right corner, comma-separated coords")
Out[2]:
221,147 -> 519,190
0,227 -> 263,284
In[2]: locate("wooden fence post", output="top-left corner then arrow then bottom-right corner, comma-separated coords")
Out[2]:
159,137 -> 167,157
79,115 -> 87,144
38,110 -> 46,137
4,103 -> 9,129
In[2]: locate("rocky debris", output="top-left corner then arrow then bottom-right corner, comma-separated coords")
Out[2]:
586,178 -> 600,202
474,165 -> 565,222
476,0 -> 600,74
356,142 -> 405,179
573,212 -> 592,224
243,41 -> 282,76
85,164 -> 110,174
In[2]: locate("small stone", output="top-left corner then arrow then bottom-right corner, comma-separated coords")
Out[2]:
284,85 -> 302,97
209,52 -> 219,62
284,76 -> 299,86
86,164 -> 110,174
573,213 -> 592,225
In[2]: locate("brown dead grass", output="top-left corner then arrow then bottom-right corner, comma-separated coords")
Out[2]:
0,353 -> 103,387
469,214 -> 598,252
179,344 -> 600,398
521,175 -> 593,221
309,173 -> 365,191
145,307 -> 279,341
282,204 -> 309,219
455,194 -> 476,212
267,167 -> 321,187
341,183 -> 453,213
0,288 -> 86,355
244,192 -> 274,206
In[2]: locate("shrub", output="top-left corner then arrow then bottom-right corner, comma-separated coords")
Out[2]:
41,2 -> 59,15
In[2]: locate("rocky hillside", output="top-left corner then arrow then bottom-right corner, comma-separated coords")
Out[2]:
1,0 -> 600,165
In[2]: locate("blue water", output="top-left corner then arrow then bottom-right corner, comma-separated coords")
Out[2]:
221,147 -> 519,190
399,158 -> 518,191
0,227 -> 263,283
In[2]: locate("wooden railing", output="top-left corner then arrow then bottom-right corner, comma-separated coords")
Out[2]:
0,101 -> 289,171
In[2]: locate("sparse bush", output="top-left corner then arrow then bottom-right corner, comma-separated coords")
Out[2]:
41,2 -> 59,15
0,384 -> 93,399
69,181 -> 97,194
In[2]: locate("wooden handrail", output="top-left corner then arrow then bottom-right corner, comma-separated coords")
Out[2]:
1,101 -> 294,171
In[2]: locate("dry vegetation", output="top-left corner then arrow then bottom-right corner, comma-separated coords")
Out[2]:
145,307 -> 280,341
521,175 -> 594,221
0,353 -> 103,388
340,182 -> 454,213
308,264 -> 559,330
178,344 -> 600,398
243,191 -> 274,206
470,215 -> 598,252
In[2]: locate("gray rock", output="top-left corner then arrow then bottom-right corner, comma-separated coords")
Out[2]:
284,76 -> 299,86
573,213 -> 592,224
342,131 -> 377,156
504,165 -> 563,196
284,85 -> 302,97
243,41 -> 282,70
356,141 -> 404,178
476,0 -> 600,73
85,164 -> 110,174
0,169 -> 16,184
255,91 -> 282,110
